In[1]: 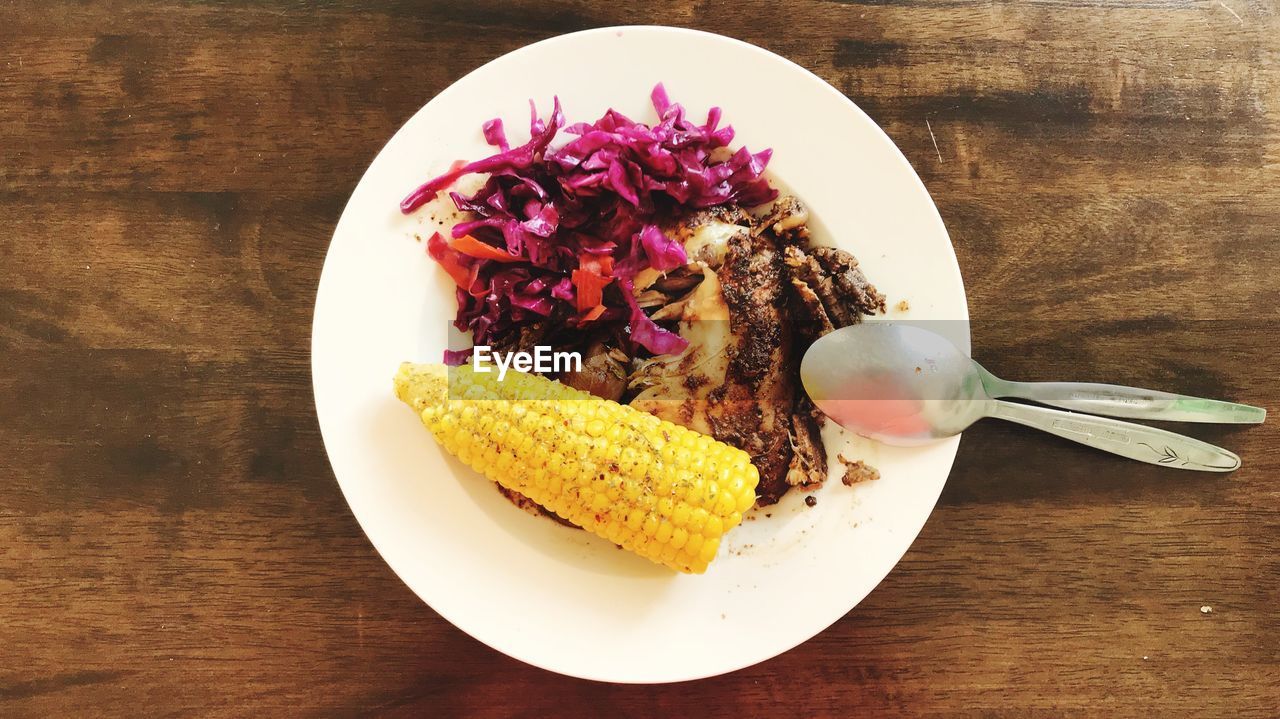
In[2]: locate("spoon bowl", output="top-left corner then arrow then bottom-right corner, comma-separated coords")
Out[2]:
800,322 -> 1250,471
800,323 -> 991,445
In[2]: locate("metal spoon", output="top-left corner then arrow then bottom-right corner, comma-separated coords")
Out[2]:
800,323 -> 1264,471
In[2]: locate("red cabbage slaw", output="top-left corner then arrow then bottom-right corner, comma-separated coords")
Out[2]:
402,84 -> 777,364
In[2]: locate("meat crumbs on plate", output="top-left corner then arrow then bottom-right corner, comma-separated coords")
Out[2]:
837,453 -> 881,486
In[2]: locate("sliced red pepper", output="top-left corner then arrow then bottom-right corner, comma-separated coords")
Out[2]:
571,268 -> 610,311
465,262 -> 485,298
571,251 -> 616,311
578,304 -> 607,323
448,234 -> 522,263
426,232 -> 472,287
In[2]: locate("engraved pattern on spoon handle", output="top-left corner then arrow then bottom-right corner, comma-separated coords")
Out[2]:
988,400 -> 1241,472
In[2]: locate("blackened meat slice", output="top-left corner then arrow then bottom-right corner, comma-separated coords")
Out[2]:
755,195 -> 810,242
783,245 -> 859,327
786,394 -> 828,489
560,341 -> 628,403
786,272 -> 836,345
629,208 -> 799,505
710,220 -> 797,504
810,246 -> 887,317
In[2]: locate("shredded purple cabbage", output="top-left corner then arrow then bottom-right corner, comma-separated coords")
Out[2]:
402,84 -> 778,363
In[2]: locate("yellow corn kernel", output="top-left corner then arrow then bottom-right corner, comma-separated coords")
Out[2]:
687,508 -> 709,534
714,491 -> 737,517
618,447 -> 639,475
684,534 -> 705,558
625,508 -> 645,531
642,515 -> 659,538
603,423 -> 623,444
703,481 -> 720,511
393,363 -> 759,573
726,511 -> 742,529
655,520 -> 674,544
589,492 -> 610,513
493,451 -> 514,476
605,480 -> 623,503
704,515 -> 724,538
602,444 -> 623,467
671,503 -> 691,528
604,520 -> 624,543
592,477 -> 610,498
686,453 -> 706,475
622,479 -> 643,502
632,445 -> 654,471
660,544 -> 678,564
699,537 -> 720,564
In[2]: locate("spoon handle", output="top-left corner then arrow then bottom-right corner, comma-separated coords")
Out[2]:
981,373 -> 1266,424
988,400 -> 1241,471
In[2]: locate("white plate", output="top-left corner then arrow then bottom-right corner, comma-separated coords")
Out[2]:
312,26 -> 969,683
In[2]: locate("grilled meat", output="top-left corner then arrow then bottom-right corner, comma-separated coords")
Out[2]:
786,394 -> 828,490
783,245 -> 860,328
630,204 -> 804,504
628,219 -> 741,436
810,246 -> 886,317
783,243 -> 885,341
755,195 -> 810,242
705,210 -> 798,503
627,196 -> 886,505
489,318 -> 553,355
668,204 -> 754,266
560,341 -> 629,403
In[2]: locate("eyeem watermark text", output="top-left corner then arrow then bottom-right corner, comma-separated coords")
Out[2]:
472,346 -> 582,381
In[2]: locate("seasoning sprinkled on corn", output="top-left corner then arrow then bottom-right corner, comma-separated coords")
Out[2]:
394,362 -> 759,573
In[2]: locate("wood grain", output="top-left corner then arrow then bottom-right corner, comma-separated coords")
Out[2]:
2,1 -> 1277,716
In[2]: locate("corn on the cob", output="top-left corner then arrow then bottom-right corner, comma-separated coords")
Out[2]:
394,362 -> 759,573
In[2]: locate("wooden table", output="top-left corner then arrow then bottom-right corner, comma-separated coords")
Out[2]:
3,2 -> 1277,716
